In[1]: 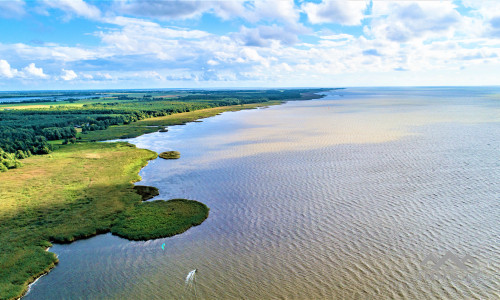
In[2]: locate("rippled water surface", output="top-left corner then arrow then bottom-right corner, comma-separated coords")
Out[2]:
26,88 -> 499,299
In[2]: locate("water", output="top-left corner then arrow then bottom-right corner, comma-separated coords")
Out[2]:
0,94 -> 108,103
25,87 -> 499,299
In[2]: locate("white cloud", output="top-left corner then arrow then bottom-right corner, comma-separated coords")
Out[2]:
460,1 -> 500,20
0,60 -> 18,78
104,16 -> 210,39
113,0 -> 303,29
61,69 -> 77,80
0,43 -> 103,62
211,1 -> 247,20
2,1 -> 500,88
207,59 -> 218,66
236,25 -> 300,47
368,2 -> 461,42
0,60 -> 50,79
23,63 -> 48,78
302,0 -> 369,26
251,0 -> 300,24
42,0 -> 101,20
0,0 -> 25,18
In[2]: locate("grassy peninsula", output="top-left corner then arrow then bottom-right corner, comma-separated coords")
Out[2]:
0,143 -> 155,299
111,199 -> 209,240
0,143 -> 209,300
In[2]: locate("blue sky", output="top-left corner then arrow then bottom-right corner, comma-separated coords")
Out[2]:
0,0 -> 499,90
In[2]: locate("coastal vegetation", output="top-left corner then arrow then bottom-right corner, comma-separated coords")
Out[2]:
159,151 -> 181,159
111,199 -> 209,240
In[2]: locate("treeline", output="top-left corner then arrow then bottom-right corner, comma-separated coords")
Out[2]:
0,89 -> 328,171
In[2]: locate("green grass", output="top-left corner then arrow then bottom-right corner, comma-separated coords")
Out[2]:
111,199 -> 209,240
137,101 -> 282,127
78,125 -> 160,141
159,151 -> 181,159
0,142 -> 210,300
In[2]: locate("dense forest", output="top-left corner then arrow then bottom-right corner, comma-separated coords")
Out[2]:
0,89 -> 328,171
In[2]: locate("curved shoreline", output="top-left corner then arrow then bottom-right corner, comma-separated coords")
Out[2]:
15,94 -> 327,300
17,147 -> 156,300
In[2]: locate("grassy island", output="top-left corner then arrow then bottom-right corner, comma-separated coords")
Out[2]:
159,151 -> 181,159
111,199 -> 209,240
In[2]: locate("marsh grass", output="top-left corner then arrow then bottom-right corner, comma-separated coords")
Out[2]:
111,199 -> 209,240
159,151 -> 181,159
0,142 -> 159,299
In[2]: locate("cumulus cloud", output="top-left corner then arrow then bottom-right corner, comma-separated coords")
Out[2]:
61,69 -> 77,80
23,63 -> 48,78
0,60 -> 18,78
0,60 -> 49,79
302,0 -> 369,26
2,0 -> 500,87
0,0 -> 25,18
80,72 -> 113,81
95,16 -> 213,62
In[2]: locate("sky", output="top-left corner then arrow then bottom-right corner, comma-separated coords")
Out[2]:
0,0 -> 499,90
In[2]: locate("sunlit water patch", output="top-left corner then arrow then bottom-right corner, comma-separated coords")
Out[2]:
25,88 -> 499,299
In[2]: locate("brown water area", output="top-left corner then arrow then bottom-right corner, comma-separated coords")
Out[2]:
25,87 -> 499,299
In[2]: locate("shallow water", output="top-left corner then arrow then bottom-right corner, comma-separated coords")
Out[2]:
25,87 -> 499,299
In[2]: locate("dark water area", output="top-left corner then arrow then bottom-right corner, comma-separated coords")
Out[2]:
0,94 -> 108,103
25,88 -> 499,299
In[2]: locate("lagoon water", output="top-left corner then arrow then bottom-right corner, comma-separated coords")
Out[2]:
25,88 -> 499,299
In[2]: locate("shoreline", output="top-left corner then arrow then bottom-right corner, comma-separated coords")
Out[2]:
13,146 -> 156,300
17,247 -> 55,300
14,93 -> 328,300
